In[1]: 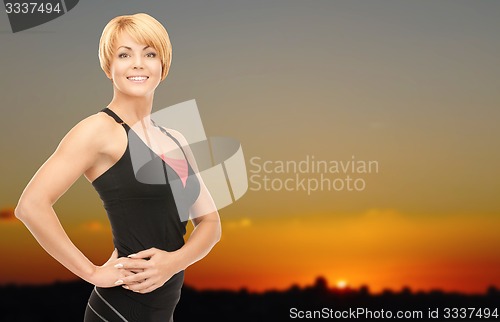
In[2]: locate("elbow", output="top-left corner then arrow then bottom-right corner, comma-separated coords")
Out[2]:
14,201 -> 30,221
15,198 -> 37,222
215,219 -> 222,244
208,214 -> 222,245
214,230 -> 222,245
15,190 -> 53,222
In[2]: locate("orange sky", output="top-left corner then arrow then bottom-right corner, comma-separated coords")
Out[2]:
1,206 -> 499,294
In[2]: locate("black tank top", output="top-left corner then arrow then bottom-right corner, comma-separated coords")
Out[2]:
92,107 -> 200,255
91,107 -> 201,307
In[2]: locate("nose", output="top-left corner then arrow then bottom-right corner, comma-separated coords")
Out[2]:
133,55 -> 144,69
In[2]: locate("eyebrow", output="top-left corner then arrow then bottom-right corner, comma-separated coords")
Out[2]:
117,45 -> 152,51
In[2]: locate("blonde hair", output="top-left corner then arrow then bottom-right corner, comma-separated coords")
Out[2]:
98,13 -> 172,81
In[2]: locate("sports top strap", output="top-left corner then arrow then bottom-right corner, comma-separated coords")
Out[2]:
100,107 -> 189,162
101,107 -> 125,124
150,119 -> 189,162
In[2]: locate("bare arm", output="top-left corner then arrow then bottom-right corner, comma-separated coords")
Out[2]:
15,114 -> 131,286
169,129 -> 221,269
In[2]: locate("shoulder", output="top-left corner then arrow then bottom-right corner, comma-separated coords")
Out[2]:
58,111 -> 120,151
74,111 -> 117,133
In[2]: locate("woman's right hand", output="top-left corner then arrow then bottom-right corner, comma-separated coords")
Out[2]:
90,248 -> 136,288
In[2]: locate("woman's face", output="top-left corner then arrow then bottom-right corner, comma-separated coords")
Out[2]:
109,32 -> 162,98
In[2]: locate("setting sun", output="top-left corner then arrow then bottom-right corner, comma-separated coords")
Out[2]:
336,280 -> 348,289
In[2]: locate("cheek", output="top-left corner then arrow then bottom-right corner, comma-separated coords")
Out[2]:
110,63 -> 125,77
150,61 -> 163,77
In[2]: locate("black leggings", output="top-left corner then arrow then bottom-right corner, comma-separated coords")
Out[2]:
84,286 -> 179,322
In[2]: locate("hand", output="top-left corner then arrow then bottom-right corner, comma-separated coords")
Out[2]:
90,248 -> 136,288
114,247 -> 183,294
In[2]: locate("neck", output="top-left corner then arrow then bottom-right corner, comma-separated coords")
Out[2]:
107,90 -> 155,127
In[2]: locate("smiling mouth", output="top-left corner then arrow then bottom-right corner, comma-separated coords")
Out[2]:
127,76 -> 149,82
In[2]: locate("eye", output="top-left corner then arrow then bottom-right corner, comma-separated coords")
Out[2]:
118,53 -> 129,58
146,52 -> 157,58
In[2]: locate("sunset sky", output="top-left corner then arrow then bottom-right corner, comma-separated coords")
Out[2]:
1,0 -> 499,294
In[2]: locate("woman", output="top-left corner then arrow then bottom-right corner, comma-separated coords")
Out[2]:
15,13 -> 221,321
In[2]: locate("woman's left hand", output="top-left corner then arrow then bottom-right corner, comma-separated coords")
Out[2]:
114,247 -> 183,294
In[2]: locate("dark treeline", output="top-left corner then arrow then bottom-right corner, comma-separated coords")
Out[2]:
0,277 -> 498,321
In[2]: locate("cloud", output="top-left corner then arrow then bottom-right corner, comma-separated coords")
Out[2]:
79,220 -> 106,232
224,218 -> 252,229
0,207 -> 18,222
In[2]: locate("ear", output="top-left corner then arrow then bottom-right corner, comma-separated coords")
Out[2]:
105,69 -> 112,80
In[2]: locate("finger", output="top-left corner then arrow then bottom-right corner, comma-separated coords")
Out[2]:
136,284 -> 158,294
120,271 -> 151,284
134,283 -> 159,294
121,270 -> 136,278
114,258 -> 152,270
111,248 -> 118,259
103,248 -> 119,265
127,247 -> 158,259
115,277 -> 144,287
125,279 -> 156,293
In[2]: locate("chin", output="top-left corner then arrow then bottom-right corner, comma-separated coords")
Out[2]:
117,87 -> 155,98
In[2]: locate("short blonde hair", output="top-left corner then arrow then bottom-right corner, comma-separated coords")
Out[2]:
98,13 -> 172,81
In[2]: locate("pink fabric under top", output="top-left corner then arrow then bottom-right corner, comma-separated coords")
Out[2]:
160,153 -> 189,188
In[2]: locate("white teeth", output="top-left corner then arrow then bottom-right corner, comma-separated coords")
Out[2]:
127,76 -> 148,81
